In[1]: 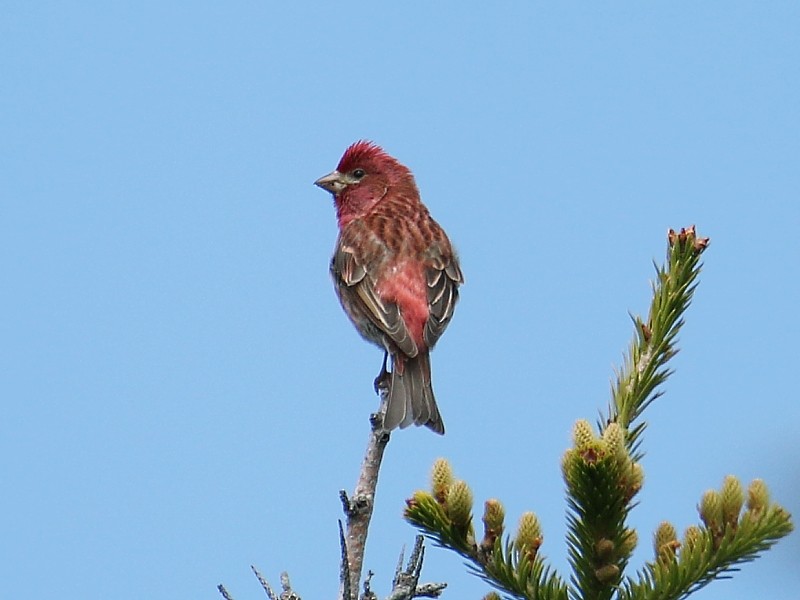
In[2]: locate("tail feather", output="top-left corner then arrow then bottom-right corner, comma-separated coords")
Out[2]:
383,352 -> 444,435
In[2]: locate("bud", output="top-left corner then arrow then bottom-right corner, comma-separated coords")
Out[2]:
720,475 -> 744,528
515,512 -> 542,559
482,593 -> 502,600
624,462 -> 644,500
406,489 -> 434,509
431,458 -> 454,504
746,479 -> 770,516
561,449 -> 577,483
446,480 -> 473,530
482,499 -> 505,536
668,228 -> 678,246
699,490 -> 723,532
602,422 -> 626,461
619,528 -> 638,557
682,525 -> 704,552
595,538 -> 614,561
654,521 -> 680,563
594,564 -> 620,584
572,419 -> 596,450
630,462 -> 644,487
481,499 -> 505,553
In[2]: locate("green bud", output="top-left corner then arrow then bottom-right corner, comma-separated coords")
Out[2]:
623,461 -> 644,500
482,499 -> 505,536
515,512 -> 542,558
572,419 -> 596,450
654,521 -> 679,561
720,475 -> 744,528
561,449 -> 577,482
431,458 -> 454,505
682,525 -> 704,552
619,528 -> 638,557
482,593 -> 502,600
446,480 -> 473,530
602,422 -> 626,461
406,489 -> 434,508
699,490 -> 723,532
746,479 -> 770,516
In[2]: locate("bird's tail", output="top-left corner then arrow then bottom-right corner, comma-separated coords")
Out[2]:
383,352 -> 444,435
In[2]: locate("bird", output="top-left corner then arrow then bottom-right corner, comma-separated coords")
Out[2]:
315,141 -> 463,434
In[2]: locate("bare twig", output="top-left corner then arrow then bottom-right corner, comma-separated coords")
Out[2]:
250,565 -> 277,600
386,536 -> 446,600
340,520 -> 352,600
217,584 -> 236,600
278,572 -> 301,600
360,570 -> 379,600
340,395 -> 392,598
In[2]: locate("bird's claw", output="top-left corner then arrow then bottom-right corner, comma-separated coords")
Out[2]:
373,352 -> 390,394
373,370 -> 390,394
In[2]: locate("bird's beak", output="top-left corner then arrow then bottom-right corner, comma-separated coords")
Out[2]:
314,170 -> 347,195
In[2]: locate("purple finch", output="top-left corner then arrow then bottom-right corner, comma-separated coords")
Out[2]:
315,141 -> 463,434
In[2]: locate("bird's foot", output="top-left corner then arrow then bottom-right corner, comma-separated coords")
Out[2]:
373,352 -> 390,394
373,369 -> 390,394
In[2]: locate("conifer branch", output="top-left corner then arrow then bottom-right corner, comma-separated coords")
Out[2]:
619,478 -> 793,600
605,226 -> 709,460
405,460 -> 568,600
405,226 -> 793,600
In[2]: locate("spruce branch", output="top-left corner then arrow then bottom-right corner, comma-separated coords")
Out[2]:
563,421 -> 641,600
405,226 -> 793,600
619,477 -> 793,600
404,460 -> 568,600
605,226 -> 709,460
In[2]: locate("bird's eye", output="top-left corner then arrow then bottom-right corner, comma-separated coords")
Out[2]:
352,168 -> 366,179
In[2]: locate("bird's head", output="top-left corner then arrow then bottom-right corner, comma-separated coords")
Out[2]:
315,141 -> 416,227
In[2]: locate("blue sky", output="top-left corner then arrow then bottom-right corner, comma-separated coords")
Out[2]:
2,3 -> 798,599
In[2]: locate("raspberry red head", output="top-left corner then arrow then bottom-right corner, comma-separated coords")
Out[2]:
315,141 -> 418,228
336,140 -> 408,179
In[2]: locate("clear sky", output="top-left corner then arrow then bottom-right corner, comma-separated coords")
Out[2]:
2,3 -> 798,599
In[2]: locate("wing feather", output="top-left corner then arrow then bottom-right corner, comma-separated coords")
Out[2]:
423,244 -> 463,349
331,232 -> 419,358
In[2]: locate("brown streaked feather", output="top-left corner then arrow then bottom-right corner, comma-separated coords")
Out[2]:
331,230 -> 419,358
423,245 -> 463,349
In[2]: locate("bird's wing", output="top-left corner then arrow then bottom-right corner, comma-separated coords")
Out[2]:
423,243 -> 463,349
331,232 -> 419,358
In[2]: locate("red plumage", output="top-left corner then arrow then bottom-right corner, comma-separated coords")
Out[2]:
315,141 -> 463,434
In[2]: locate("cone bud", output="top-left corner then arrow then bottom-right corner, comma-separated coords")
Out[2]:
624,461 -> 644,499
619,528 -> 638,557
572,419 -> 596,449
406,489 -> 434,509
561,449 -> 577,483
720,475 -> 744,528
654,521 -> 679,561
482,499 -> 505,535
746,479 -> 770,516
431,458 -> 454,504
594,564 -> 620,584
699,490 -> 723,532
602,422 -> 626,461
446,480 -> 473,530
595,538 -> 614,561
515,512 -> 542,558
682,525 -> 703,552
